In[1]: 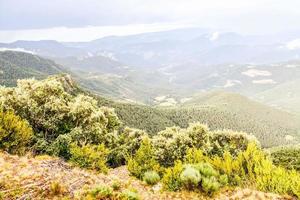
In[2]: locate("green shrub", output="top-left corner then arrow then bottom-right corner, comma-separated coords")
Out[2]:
108,127 -> 148,167
86,186 -> 113,199
201,177 -> 220,195
127,138 -> 160,179
0,77 -> 121,154
180,166 -> 201,190
143,171 -> 160,185
209,130 -> 259,157
0,110 -> 33,155
111,180 -> 121,191
193,162 -> 218,177
120,190 -> 140,200
48,134 -> 72,159
70,143 -> 109,173
184,148 -> 206,164
162,160 -> 184,191
219,174 -> 228,186
270,147 -> 300,171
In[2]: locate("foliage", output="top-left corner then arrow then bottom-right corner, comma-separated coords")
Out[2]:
152,123 -> 210,166
162,160 -> 184,191
143,171 -> 160,185
85,186 -> 113,199
184,148 -> 206,164
49,181 -> 67,196
0,110 -> 33,155
201,177 -> 220,195
108,127 -> 148,167
0,51 -> 65,87
209,130 -> 258,157
111,180 -> 121,191
180,166 -> 201,190
48,134 -> 72,159
270,146 -> 300,171
0,76 -> 120,156
127,138 -> 160,179
206,143 -> 300,198
69,143 -> 109,173
152,123 -> 256,167
120,190 -> 140,200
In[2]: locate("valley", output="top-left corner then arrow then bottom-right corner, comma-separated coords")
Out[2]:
1,27 -> 300,200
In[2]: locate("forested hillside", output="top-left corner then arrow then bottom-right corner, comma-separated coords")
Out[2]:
87,83 -> 300,148
0,51 -> 65,86
0,50 -> 298,148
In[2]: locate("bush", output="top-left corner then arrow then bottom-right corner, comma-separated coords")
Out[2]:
143,171 -> 160,185
201,177 -> 220,195
151,123 -> 255,167
270,147 -> 300,171
0,110 -> 33,155
152,126 -> 193,167
219,174 -> 228,186
193,162 -> 218,178
111,180 -> 121,191
49,181 -> 66,196
180,166 -> 201,190
70,143 -> 109,173
127,138 -> 160,179
120,190 -> 140,200
184,148 -> 206,164
162,160 -> 184,191
108,127 -> 148,167
86,186 -> 113,199
209,130 -> 259,157
48,134 -> 72,159
0,77 -> 121,154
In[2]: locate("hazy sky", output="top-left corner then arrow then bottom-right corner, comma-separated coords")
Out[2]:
0,0 -> 300,42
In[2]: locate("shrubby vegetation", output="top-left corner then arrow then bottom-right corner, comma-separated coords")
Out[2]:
0,76 -> 120,172
270,146 -> 300,171
82,185 -> 140,200
0,110 -> 33,155
151,123 -> 257,167
0,51 -> 65,86
1,76 -> 300,199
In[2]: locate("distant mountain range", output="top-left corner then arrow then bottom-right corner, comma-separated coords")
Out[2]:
1,28 -> 300,114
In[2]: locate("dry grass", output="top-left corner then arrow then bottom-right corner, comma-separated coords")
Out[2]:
0,152 -> 293,200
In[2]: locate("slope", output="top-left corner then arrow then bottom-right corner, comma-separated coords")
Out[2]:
255,79 -> 300,115
161,91 -> 300,147
0,51 -> 66,86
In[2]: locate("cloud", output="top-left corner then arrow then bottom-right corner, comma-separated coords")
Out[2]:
286,39 -> 300,50
0,22 -> 195,42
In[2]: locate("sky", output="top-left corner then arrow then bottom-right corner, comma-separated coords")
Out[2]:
0,0 -> 300,42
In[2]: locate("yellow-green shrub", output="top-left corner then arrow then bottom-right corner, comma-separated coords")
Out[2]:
127,138 -> 160,179
70,143 -> 109,173
162,160 -> 184,191
143,171 -> 160,185
180,166 -> 201,190
0,110 -> 33,155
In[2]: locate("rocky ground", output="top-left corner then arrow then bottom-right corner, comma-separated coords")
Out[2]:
0,152 -> 293,200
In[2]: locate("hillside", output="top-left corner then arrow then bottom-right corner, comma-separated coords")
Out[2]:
256,78 -> 300,115
1,75 -> 300,199
0,51 -> 65,86
92,89 -> 300,147
0,152 -> 288,200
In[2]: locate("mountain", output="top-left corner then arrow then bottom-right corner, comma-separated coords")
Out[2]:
256,78 -> 300,115
93,88 -> 300,147
159,91 -> 300,147
2,28 -> 300,66
0,40 -> 87,58
0,51 -> 66,86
